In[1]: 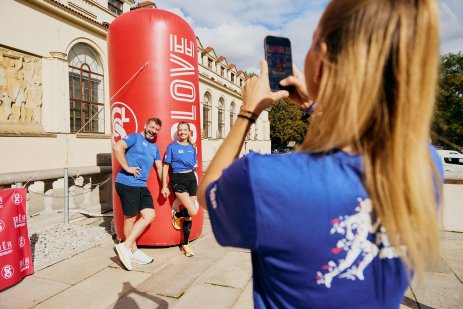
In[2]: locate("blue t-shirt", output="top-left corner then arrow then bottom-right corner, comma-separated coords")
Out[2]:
164,141 -> 197,173
115,133 -> 161,187
205,147 -> 443,309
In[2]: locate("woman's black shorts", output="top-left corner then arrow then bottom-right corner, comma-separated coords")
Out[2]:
171,171 -> 198,196
115,182 -> 154,217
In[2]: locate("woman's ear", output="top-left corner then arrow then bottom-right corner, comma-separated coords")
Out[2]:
315,41 -> 328,82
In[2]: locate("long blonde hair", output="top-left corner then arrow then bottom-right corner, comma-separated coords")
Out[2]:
301,0 -> 441,275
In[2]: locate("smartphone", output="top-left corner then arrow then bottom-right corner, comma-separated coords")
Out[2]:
264,35 -> 294,91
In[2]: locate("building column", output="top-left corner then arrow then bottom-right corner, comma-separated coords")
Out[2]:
41,51 -> 70,133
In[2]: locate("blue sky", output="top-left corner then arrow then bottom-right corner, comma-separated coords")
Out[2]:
150,0 -> 463,74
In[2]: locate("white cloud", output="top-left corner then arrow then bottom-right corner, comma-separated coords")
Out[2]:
147,0 -> 463,74
439,1 -> 463,55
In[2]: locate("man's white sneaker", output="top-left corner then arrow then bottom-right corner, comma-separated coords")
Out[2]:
132,250 -> 154,265
114,243 -> 133,271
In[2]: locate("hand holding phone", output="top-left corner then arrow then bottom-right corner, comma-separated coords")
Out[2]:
264,36 -> 294,92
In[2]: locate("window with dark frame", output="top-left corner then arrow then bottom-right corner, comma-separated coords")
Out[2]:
108,0 -> 123,15
202,95 -> 212,138
218,100 -> 224,138
68,43 -> 105,134
229,102 -> 235,130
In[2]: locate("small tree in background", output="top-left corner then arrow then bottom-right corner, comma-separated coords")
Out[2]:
432,52 -> 463,151
269,99 -> 309,150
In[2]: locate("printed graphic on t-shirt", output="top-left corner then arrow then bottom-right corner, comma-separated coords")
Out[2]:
316,198 -> 402,288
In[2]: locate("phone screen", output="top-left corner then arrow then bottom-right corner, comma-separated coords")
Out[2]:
264,36 -> 293,91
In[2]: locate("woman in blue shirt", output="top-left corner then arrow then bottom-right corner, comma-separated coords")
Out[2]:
162,121 -> 198,257
197,0 -> 443,308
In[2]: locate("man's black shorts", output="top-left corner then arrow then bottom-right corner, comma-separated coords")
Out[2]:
115,182 -> 154,217
171,171 -> 197,196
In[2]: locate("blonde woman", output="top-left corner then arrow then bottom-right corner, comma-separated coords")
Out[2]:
162,121 -> 198,257
197,0 -> 444,307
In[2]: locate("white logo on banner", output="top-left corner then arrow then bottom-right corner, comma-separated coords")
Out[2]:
0,220 -> 4,232
12,193 -> 22,206
20,257 -> 30,272
0,241 -> 13,257
19,236 -> 25,248
13,214 -> 26,228
111,102 -> 138,143
1,265 -> 14,279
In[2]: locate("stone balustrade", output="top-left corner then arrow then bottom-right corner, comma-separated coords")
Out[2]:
0,166 -> 112,217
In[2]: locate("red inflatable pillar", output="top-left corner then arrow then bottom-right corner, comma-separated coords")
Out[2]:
108,8 -> 203,246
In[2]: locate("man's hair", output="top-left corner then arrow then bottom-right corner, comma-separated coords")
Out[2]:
146,117 -> 162,127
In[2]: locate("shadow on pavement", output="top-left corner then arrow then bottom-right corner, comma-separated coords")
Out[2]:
113,281 -> 169,309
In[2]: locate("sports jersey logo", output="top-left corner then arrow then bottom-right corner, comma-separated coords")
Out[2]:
12,193 -> 22,205
178,149 -> 184,153
1,265 -> 14,279
111,102 -> 138,143
316,198 -> 400,288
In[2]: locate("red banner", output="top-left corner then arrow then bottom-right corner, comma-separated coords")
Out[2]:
0,188 -> 34,291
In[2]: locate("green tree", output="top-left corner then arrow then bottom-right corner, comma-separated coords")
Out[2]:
432,52 -> 463,150
269,99 -> 309,149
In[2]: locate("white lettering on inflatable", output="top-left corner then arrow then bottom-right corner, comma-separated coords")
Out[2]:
171,106 -> 196,120
0,220 -> 4,232
170,54 -> 194,76
170,34 -> 195,58
0,197 -> 3,208
111,102 -> 138,143
170,80 -> 195,102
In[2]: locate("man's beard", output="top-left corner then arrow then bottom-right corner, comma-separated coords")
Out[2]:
145,129 -> 156,140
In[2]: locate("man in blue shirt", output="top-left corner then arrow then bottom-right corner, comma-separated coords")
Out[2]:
113,117 -> 163,271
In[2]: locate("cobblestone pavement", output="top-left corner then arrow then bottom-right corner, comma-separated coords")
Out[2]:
0,213 -> 462,309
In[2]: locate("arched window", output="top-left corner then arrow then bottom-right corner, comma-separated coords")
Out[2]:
229,101 -> 235,129
68,43 -> 104,133
202,92 -> 212,138
218,98 -> 225,138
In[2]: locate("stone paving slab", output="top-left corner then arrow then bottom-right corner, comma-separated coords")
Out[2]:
0,276 -> 71,309
400,288 -> 419,309
35,246 -> 114,284
33,268 -> 151,309
137,255 -> 216,298
106,290 -> 177,309
200,250 -> 252,289
411,272 -> 463,309
111,244 -> 183,274
231,279 -> 253,309
441,238 -> 463,282
172,282 -> 242,309
191,232 -> 228,259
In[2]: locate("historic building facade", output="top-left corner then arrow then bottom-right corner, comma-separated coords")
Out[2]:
0,0 -> 270,175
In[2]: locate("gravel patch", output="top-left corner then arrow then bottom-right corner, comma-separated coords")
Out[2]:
29,223 -> 113,270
